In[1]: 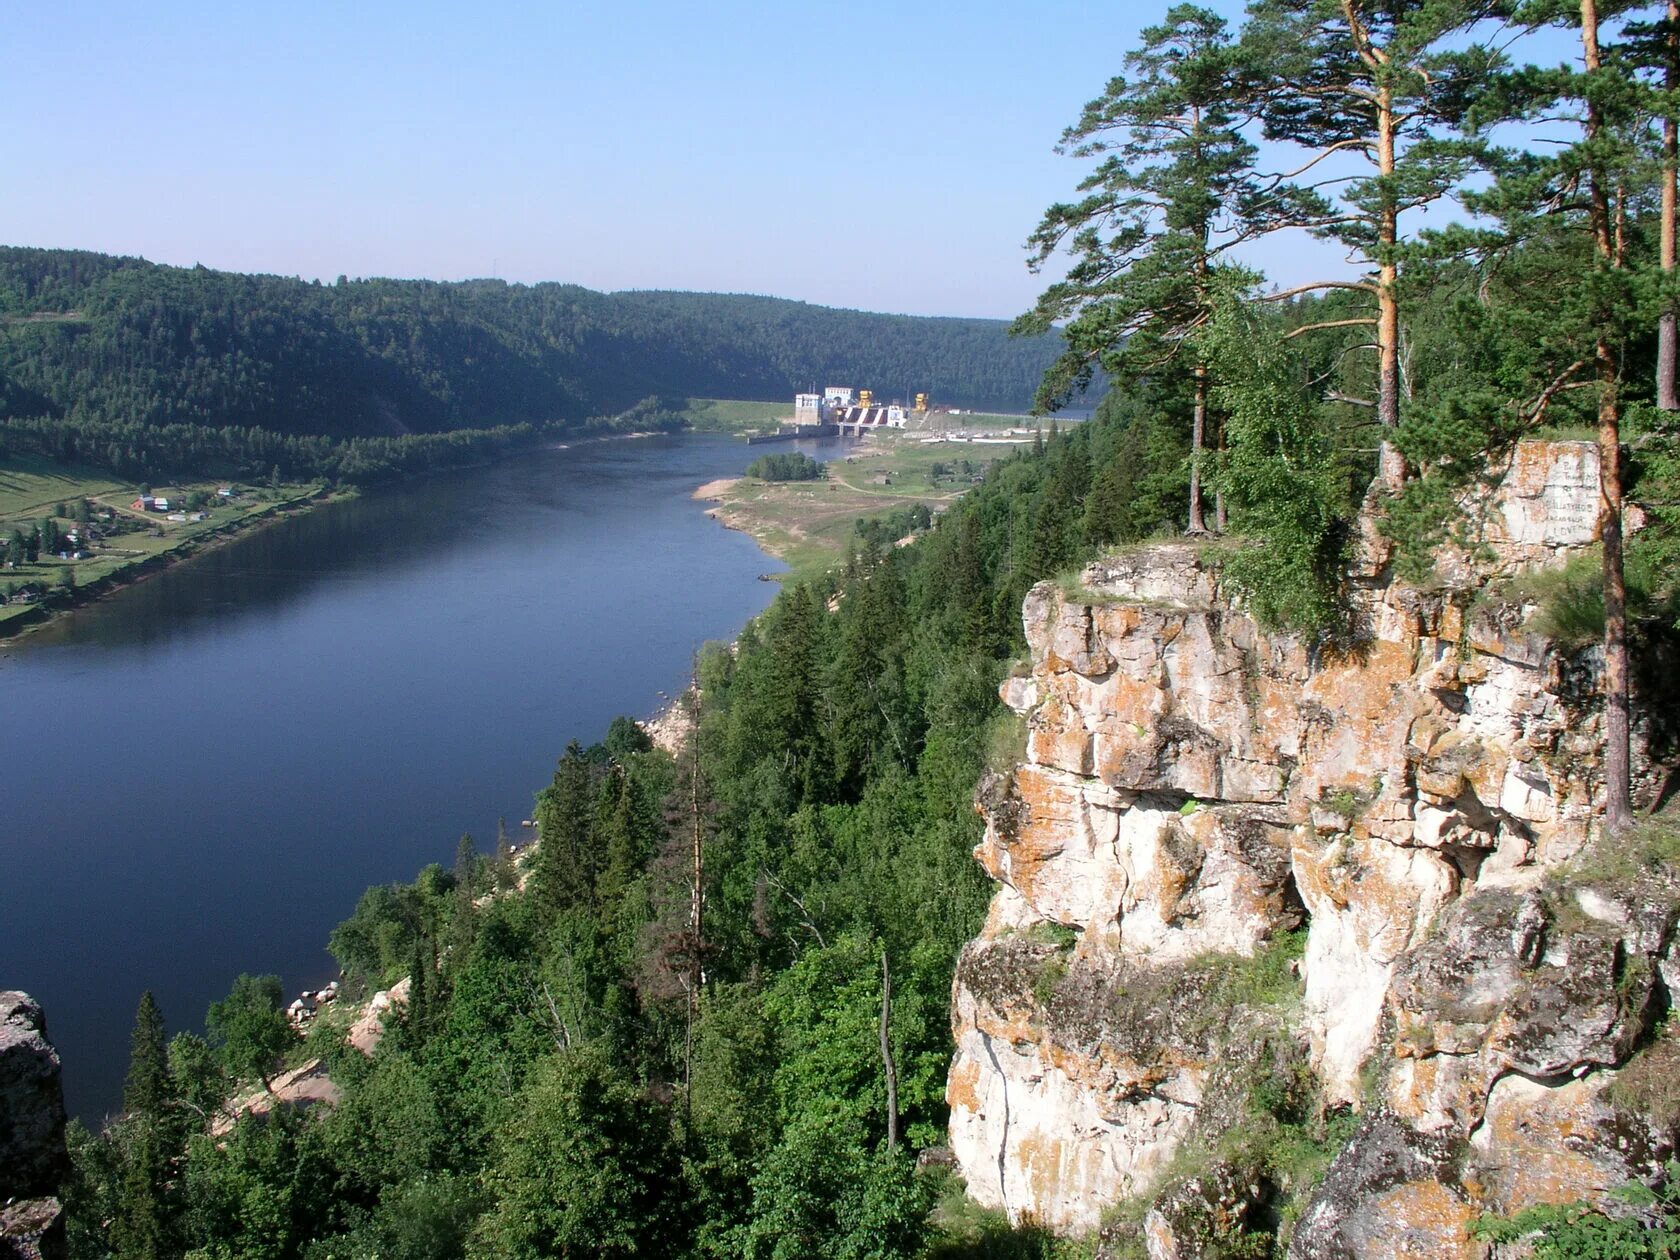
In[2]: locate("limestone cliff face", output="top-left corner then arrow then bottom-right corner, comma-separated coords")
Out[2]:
946,441 -> 1678,1255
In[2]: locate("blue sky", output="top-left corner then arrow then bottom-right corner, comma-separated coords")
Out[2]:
4,2 -> 1586,319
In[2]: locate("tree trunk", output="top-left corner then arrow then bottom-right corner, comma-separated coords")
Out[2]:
1374,80 -> 1406,492
1661,0 -> 1679,410
1187,363 -> 1209,534
1582,0 -> 1635,832
1215,414 -> 1228,532
1598,344 -> 1634,832
879,948 -> 898,1150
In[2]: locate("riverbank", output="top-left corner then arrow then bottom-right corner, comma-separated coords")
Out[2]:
0,428 -> 676,642
0,480 -> 340,641
692,429 -> 1033,580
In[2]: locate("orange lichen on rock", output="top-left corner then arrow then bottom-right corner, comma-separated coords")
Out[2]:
947,441 -> 1675,1250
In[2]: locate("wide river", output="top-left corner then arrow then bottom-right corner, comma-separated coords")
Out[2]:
3,432 -> 834,1120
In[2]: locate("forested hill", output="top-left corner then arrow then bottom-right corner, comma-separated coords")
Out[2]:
0,247 -> 1061,438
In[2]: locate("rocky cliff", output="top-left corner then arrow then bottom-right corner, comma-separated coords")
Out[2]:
0,993 -> 69,1260
946,441 -> 1679,1256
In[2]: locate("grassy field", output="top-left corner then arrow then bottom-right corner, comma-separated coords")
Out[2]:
698,431 -> 1033,581
0,455 -> 129,517
682,398 -> 792,432
0,460 -> 326,632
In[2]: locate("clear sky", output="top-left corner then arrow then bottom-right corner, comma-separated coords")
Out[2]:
3,1 -> 1583,320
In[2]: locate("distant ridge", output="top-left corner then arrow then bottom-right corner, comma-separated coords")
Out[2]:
0,247 -> 1062,440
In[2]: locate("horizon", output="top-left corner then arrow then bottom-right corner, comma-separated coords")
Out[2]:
4,1 -> 1362,322
3,3 -> 1590,322
0,241 -> 1046,323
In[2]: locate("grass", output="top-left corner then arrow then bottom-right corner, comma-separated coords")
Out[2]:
1559,818 -> 1680,889
1503,549 -> 1607,648
983,708 -> 1029,777
923,1167 -> 1096,1260
1319,784 -> 1375,823
0,463 -> 327,632
0,454 -> 128,517
1022,921 -> 1080,950
681,398 -> 792,432
703,430 -> 1033,582
1479,543 -> 1673,650
933,411 -> 1040,430
1185,929 -> 1307,1022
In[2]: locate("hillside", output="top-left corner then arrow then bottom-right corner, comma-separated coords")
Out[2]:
0,248 -> 1063,439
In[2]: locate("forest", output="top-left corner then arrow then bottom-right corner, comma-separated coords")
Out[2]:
55,0 -> 1680,1257
0,248 -> 1061,445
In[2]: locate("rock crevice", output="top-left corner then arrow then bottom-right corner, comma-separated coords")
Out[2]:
946,441 -> 1678,1254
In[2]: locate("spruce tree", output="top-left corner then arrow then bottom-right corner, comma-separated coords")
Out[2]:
113,992 -> 174,1260
448,832 -> 479,967
532,741 -> 599,917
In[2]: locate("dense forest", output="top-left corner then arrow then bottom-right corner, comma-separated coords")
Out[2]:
53,0 -> 1680,1257
0,248 -> 1061,443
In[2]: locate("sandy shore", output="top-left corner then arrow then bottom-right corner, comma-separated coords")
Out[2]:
692,477 -> 741,500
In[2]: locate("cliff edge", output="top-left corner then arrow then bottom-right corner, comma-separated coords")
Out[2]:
0,992 -> 69,1260
947,440 -> 1679,1256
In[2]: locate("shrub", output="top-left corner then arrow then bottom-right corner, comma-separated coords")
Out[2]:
1471,1160 -> 1680,1257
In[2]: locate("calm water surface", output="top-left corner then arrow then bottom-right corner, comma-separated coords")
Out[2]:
2,433 -> 833,1119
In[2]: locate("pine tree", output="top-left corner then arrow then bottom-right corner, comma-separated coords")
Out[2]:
1018,5 -> 1291,530
1240,0 -> 1504,490
495,816 -> 517,892
594,767 -> 645,918
1438,0 -> 1658,829
765,584 -> 831,807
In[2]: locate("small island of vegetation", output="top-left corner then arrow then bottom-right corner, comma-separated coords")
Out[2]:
744,451 -> 824,482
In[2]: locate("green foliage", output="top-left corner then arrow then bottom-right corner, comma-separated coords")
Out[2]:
924,1168 -> 1094,1259
1511,551 -> 1612,648
746,451 -> 824,481
1320,786 -> 1372,822
204,974 -> 293,1092
734,1109 -> 932,1260
113,991 -> 179,1260
0,247 -> 1057,454
1186,929 -> 1307,1019
1032,955 -> 1069,1008
66,5 -> 1680,1257
1021,921 -> 1079,951
470,1048 -> 688,1259
330,886 -> 419,993
180,1108 -> 335,1260
1471,1161 -> 1680,1257
1203,299 -> 1350,636
530,740 -> 599,920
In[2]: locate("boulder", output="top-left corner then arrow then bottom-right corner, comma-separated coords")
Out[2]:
0,992 -> 67,1260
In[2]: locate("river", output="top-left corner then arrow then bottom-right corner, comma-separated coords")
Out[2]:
1,432 -> 834,1120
